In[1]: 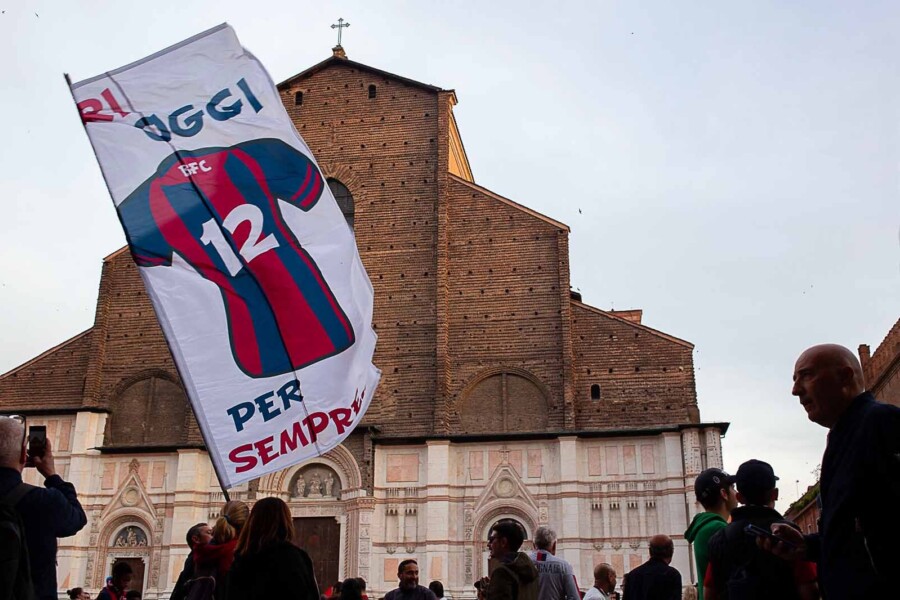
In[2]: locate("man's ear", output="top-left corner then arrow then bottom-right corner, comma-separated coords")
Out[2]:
772,487 -> 779,502
18,443 -> 26,468
736,490 -> 746,505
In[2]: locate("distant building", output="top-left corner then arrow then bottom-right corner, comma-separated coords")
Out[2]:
859,317 -> 900,407
784,482 -> 820,534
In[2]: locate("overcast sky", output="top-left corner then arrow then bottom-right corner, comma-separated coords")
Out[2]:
1,1 -> 897,511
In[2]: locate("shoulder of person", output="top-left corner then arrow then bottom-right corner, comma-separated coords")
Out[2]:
868,400 -> 900,428
268,541 -> 309,563
490,563 -> 517,581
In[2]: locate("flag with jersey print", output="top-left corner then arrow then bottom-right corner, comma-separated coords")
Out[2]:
69,24 -> 380,489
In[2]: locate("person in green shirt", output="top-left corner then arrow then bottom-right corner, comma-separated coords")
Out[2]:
684,468 -> 737,600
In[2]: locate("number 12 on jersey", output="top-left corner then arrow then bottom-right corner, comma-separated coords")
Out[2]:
200,203 -> 280,276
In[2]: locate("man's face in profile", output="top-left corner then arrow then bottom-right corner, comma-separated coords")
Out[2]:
792,352 -> 847,427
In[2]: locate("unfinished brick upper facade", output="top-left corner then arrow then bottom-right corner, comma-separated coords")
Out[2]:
860,317 -> 900,408
1,53 -> 700,435
0,49 -> 721,599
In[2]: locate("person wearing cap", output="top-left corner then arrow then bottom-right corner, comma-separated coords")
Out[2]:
704,460 -> 819,600
758,344 -> 900,599
684,468 -> 737,600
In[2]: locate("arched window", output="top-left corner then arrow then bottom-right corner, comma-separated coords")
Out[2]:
368,84 -> 377,99
590,384 -> 601,400
459,372 -> 548,433
327,178 -> 355,229
106,376 -> 188,446
294,91 -> 304,106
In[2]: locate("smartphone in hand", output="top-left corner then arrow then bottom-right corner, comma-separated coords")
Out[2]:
24,425 -> 47,468
744,523 -> 797,549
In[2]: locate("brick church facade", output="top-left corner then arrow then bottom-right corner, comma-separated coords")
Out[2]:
0,47 -> 727,598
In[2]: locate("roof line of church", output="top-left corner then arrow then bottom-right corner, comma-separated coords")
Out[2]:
572,300 -> 694,349
104,246 -> 130,262
449,174 -> 570,231
0,328 -> 92,379
277,55 -> 446,93
372,421 -> 730,444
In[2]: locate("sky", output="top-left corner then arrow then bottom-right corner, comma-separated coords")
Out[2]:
1,1 -> 897,511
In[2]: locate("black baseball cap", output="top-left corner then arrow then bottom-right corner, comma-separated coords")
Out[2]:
695,468 -> 736,503
735,459 -> 779,493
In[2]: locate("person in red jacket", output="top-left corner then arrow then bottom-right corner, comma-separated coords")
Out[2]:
191,500 -> 248,600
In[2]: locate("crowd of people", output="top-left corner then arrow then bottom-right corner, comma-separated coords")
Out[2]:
0,343 -> 897,600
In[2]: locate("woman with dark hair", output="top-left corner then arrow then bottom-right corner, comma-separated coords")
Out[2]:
67,588 -> 91,600
225,497 -> 318,600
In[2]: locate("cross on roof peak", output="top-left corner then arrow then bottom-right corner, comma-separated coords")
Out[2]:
331,17 -> 350,47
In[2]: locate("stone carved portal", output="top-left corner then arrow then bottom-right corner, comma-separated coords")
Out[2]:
290,464 -> 342,500
113,525 -> 148,547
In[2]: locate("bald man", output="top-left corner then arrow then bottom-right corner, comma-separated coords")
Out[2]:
621,535 -> 681,600
583,563 -> 616,600
762,344 -> 900,599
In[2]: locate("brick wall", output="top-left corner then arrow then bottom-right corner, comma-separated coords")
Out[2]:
281,59 -> 441,434
444,177 -> 569,431
860,318 -> 900,408
571,303 -> 699,428
0,330 -> 91,410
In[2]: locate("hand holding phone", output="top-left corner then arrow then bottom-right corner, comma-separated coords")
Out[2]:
26,427 -> 56,478
753,523 -> 808,561
745,523 -> 797,549
24,426 -> 47,468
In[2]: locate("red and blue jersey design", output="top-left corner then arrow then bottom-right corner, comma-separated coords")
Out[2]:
118,138 -> 354,377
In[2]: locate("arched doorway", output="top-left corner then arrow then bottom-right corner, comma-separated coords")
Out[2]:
290,463 -> 344,588
107,524 -> 151,595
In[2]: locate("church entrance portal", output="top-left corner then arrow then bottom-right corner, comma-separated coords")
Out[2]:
294,517 -> 341,590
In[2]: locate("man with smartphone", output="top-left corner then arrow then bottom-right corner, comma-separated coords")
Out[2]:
760,344 -> 900,599
0,416 -> 87,600
704,460 -> 818,600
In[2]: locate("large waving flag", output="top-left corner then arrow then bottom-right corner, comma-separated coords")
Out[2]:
69,24 -> 380,489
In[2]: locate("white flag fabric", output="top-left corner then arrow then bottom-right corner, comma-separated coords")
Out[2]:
69,24 -> 380,489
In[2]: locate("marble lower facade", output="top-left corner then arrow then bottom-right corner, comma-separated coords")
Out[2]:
39,412 -> 724,599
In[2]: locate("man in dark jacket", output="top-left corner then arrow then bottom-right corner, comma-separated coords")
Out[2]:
621,535 -> 680,600
763,344 -> 900,599
705,460 -> 818,600
169,522 -> 212,600
0,417 -> 87,600
480,520 -> 539,600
